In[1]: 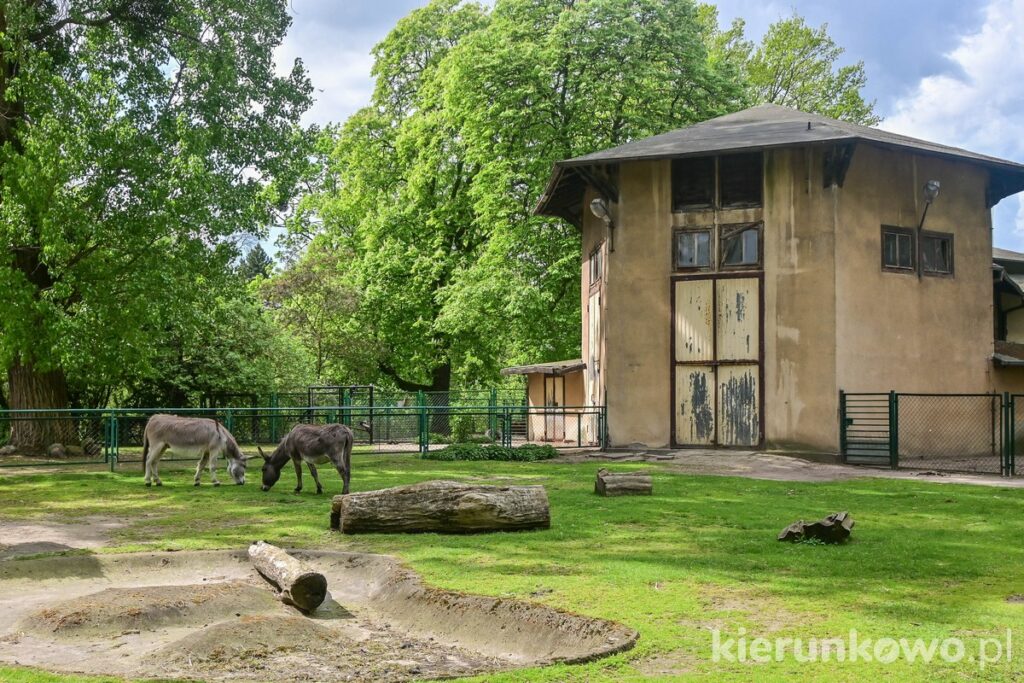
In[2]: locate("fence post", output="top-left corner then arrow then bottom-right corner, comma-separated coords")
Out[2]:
341,387 -> 351,427
489,388 -> 498,438
368,384 -> 375,445
112,415 -> 120,470
270,393 -> 278,443
419,403 -> 428,455
225,409 -> 234,434
1004,392 -> 1013,477
1013,395 -> 1018,477
838,390 -> 847,462
888,391 -> 899,470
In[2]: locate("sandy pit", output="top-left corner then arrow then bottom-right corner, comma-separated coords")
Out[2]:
0,549 -> 637,681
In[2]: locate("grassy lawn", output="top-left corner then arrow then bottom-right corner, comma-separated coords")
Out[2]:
1,454 -> 1023,681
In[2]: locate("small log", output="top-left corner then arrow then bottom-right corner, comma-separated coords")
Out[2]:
248,541 -> 328,613
331,480 -> 550,534
778,511 -> 854,544
595,468 -> 653,496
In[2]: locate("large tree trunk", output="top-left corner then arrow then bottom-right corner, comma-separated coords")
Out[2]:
331,480 -> 550,534
6,358 -> 77,455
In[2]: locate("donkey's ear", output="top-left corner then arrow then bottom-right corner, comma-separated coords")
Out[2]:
257,446 -> 268,461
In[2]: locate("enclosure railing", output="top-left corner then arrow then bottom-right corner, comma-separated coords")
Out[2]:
840,391 -> 1017,476
0,403 -> 607,470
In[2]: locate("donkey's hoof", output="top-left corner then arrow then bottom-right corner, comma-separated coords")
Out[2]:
194,482 -> 201,487
293,488 -> 302,494
145,482 -> 151,487
155,481 -> 163,487
213,481 -> 221,487
316,489 -> 324,495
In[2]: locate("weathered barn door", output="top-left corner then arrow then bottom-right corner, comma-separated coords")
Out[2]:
672,274 -> 762,447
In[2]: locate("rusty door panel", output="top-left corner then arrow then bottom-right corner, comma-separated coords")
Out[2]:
715,277 -> 759,362
675,366 -> 716,445
717,365 -> 760,447
674,279 -> 714,362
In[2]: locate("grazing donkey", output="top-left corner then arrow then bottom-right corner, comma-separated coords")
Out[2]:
258,422 -> 356,495
142,414 -> 247,487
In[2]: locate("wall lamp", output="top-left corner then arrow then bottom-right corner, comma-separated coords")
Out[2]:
916,180 -> 940,278
590,197 -> 615,252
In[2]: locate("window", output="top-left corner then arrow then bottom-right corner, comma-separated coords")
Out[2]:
922,232 -> 954,276
882,226 -> 915,272
672,153 -> 763,211
719,153 -> 763,208
589,244 -> 603,285
721,223 -> 761,268
674,229 -> 712,269
671,157 -> 715,210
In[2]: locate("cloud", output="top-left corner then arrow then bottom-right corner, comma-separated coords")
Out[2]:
881,0 -> 1024,247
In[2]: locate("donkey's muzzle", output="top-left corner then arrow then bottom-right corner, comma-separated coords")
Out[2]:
261,485 -> 269,492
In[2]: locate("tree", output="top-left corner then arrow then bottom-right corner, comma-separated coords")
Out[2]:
304,0 -> 747,401
0,1 -> 311,451
746,14 -> 879,125
238,244 -> 274,281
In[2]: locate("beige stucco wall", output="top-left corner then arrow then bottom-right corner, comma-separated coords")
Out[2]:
834,145 -> 994,396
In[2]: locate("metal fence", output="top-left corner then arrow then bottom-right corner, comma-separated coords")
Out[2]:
0,403 -> 606,470
840,391 -> 1017,476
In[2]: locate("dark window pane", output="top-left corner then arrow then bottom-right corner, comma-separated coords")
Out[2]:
719,153 -> 763,207
672,157 -> 714,210
922,234 -> 952,274
883,232 -> 898,267
898,234 -> 912,268
722,226 -> 760,266
675,231 -> 711,268
883,228 -> 915,270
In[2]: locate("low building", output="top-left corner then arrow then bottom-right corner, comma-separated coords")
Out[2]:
506,104 -> 1024,453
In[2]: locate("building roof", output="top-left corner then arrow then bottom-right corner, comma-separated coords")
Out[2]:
536,104 -> 1024,223
500,359 -> 586,376
994,247 -> 1024,264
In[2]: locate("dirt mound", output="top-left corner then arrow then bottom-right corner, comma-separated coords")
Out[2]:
23,581 -> 276,638
0,549 -> 638,682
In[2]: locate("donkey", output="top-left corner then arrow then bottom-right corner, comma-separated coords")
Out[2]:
258,422 -> 355,495
142,414 -> 247,487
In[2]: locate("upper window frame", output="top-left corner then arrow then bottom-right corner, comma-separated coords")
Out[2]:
588,243 -> 604,287
719,222 -> 764,271
671,152 -> 764,213
672,227 -> 714,272
921,230 -> 955,278
881,225 -> 916,274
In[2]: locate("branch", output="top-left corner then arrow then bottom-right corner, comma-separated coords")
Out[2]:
377,362 -> 433,392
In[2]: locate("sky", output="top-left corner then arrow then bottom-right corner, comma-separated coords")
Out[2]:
273,0 -> 1024,249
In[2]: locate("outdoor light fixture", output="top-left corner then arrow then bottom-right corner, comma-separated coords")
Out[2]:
590,197 -> 616,252
916,180 -> 941,278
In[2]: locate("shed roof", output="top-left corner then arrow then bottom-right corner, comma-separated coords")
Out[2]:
501,359 -> 586,376
536,104 -> 1024,222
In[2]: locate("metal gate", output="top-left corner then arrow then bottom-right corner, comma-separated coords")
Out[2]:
672,274 -> 763,448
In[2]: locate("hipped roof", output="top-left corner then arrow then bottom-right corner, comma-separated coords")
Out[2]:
536,104 -> 1024,223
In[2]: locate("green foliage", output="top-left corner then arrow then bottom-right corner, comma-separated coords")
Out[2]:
0,0 -> 312,405
237,244 -> 274,282
745,14 -> 880,125
424,442 -> 558,461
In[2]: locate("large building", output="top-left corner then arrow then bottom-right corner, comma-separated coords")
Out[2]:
504,104 -> 1024,453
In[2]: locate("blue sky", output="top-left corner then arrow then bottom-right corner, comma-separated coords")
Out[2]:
273,0 -> 1024,249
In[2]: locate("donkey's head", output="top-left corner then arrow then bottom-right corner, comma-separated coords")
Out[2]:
257,446 -> 282,491
225,442 -> 247,485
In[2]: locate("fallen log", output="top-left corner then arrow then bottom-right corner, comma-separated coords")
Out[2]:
248,541 -> 328,613
331,480 -> 550,534
778,511 -> 854,543
594,468 -> 653,496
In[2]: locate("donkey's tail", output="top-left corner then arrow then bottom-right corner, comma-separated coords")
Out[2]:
142,431 -> 149,472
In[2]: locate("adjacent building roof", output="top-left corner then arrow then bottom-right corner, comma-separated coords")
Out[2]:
501,359 -> 586,376
536,104 -> 1024,223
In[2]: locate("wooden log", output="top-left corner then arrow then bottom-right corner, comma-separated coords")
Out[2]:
778,511 -> 854,543
331,480 -> 550,534
595,468 -> 653,496
247,541 -> 328,613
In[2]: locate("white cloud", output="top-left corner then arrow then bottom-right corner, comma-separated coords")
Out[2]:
881,0 -> 1024,247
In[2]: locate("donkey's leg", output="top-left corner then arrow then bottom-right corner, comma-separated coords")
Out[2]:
307,462 -> 324,495
331,448 -> 350,495
194,452 -> 209,486
144,441 -> 156,486
152,445 -> 167,487
209,451 -> 221,486
292,457 -> 303,493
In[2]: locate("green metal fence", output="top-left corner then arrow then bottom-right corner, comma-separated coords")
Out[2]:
0,403 -> 606,471
840,391 -> 1016,476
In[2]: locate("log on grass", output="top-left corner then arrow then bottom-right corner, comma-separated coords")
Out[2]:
248,541 -> 328,613
595,468 -> 653,496
331,480 -> 550,534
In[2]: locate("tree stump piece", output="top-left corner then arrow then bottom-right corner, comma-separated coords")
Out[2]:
778,511 -> 854,543
331,480 -> 550,534
247,541 -> 328,613
595,468 -> 653,496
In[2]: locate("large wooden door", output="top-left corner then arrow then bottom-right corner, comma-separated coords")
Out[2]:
673,275 -> 762,447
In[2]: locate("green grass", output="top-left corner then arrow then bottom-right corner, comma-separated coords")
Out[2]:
2,454 -> 1023,681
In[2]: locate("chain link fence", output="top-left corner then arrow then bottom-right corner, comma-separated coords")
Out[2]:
841,391 -> 1015,476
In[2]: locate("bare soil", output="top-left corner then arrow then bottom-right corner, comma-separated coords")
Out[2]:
0,515 -> 126,560
0,549 -> 637,682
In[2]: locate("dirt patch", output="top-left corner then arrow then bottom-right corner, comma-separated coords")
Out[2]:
0,515 -> 125,559
633,649 -> 698,676
698,584 -> 813,634
1007,595 -> 1024,603
0,549 -> 637,681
